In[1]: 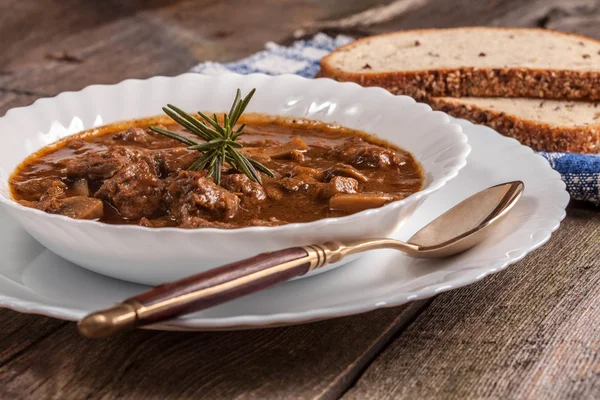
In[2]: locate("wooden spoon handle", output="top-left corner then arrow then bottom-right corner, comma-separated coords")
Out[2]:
78,247 -> 313,338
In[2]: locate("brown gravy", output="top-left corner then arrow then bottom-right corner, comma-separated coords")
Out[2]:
10,114 -> 423,228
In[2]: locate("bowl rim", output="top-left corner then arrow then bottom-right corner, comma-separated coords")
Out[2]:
0,72 -> 471,234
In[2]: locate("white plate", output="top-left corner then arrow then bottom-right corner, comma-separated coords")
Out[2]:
0,118 -> 568,330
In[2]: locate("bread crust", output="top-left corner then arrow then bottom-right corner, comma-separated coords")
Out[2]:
428,97 -> 600,153
318,27 -> 600,101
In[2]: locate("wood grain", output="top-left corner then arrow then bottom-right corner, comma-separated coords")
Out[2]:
2,0 -> 600,399
0,302 -> 429,400
0,0 -> 388,96
343,207 -> 600,400
295,0 -> 600,38
0,92 -> 38,117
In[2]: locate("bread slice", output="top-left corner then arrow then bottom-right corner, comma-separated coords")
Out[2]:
318,27 -> 600,101
429,97 -> 600,153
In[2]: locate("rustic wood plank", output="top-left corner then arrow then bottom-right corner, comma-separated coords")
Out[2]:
0,302 -> 429,400
2,0 -> 600,399
342,207 -> 600,400
295,0 -> 600,38
0,92 -> 39,117
546,15 -> 600,39
0,0 -> 390,95
0,313 -> 67,370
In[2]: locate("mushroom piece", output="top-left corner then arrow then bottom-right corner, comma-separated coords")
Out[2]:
329,192 -> 395,213
324,163 -> 368,183
241,137 -> 308,160
50,196 -> 104,220
290,165 -> 324,182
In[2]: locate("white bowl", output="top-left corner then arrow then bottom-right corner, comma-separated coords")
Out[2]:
0,73 -> 469,286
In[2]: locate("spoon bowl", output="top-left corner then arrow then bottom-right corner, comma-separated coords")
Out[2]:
407,180 -> 524,257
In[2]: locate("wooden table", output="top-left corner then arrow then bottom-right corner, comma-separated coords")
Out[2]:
2,1 -> 600,399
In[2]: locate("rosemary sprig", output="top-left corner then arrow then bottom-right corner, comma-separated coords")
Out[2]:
148,89 -> 274,185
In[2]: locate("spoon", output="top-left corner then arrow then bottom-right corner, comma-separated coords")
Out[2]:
78,181 -> 524,338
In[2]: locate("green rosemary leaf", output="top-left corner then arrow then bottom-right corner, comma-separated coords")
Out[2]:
228,89 -> 241,119
188,148 -> 216,172
162,107 -> 212,142
223,114 -> 230,138
197,111 -> 225,137
237,152 -> 262,184
169,108 -> 223,140
228,88 -> 242,119
229,149 -> 257,183
165,105 -> 216,141
187,142 -> 220,152
229,97 -> 242,125
213,155 -> 222,185
247,157 -> 276,177
231,123 -> 246,140
230,88 -> 255,125
148,126 -> 198,146
150,88 -> 274,185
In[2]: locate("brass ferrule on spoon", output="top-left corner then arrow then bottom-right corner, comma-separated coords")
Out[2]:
78,181 -> 524,339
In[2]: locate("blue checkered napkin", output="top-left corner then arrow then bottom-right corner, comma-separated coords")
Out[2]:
192,34 -> 600,206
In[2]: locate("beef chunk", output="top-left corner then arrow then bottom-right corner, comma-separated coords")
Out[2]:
40,180 -> 67,201
319,176 -> 358,199
329,138 -> 407,168
66,145 -> 159,181
66,153 -> 126,181
288,150 -> 305,162
155,147 -> 198,174
276,177 -> 309,192
95,161 -> 164,220
108,146 -> 160,175
165,171 -> 240,222
112,127 -> 154,145
221,174 -> 266,205
264,184 -> 284,201
11,177 -> 64,201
